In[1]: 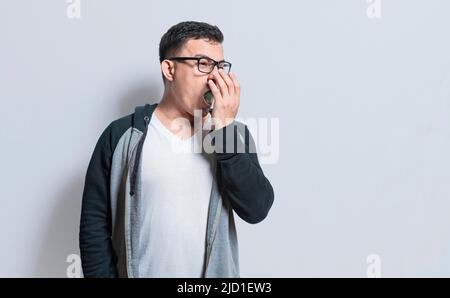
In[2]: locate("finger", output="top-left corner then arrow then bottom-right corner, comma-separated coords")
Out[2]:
229,72 -> 240,98
212,70 -> 229,98
208,79 -> 221,102
218,69 -> 234,96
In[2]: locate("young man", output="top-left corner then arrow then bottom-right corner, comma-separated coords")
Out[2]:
79,21 -> 274,278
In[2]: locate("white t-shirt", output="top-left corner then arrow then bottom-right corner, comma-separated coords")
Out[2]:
137,112 -> 214,277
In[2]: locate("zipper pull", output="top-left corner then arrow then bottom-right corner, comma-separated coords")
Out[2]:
144,116 -> 149,126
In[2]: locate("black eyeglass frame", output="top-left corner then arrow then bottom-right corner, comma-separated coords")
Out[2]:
166,56 -> 232,74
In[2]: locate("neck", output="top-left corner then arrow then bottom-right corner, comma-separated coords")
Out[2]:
157,92 -> 188,121
156,90 -> 210,135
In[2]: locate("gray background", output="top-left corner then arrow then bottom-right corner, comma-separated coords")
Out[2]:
1,0 -> 450,277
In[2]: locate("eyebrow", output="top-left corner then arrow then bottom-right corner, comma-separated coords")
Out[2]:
194,54 -> 225,61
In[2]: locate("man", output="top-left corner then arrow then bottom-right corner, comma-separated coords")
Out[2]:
79,21 -> 274,278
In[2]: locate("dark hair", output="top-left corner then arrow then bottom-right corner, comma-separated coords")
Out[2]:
159,21 -> 224,63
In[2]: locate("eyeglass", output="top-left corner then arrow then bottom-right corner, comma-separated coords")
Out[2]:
166,56 -> 232,74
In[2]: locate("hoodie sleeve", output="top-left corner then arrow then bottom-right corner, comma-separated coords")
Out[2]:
211,121 -> 274,224
79,123 -> 118,278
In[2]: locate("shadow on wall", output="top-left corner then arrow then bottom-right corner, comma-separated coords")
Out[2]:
33,81 -> 163,277
117,79 -> 163,116
33,171 -> 84,277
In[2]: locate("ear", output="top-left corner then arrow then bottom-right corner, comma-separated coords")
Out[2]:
161,60 -> 175,82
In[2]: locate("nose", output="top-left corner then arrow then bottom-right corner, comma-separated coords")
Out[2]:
207,67 -> 219,80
